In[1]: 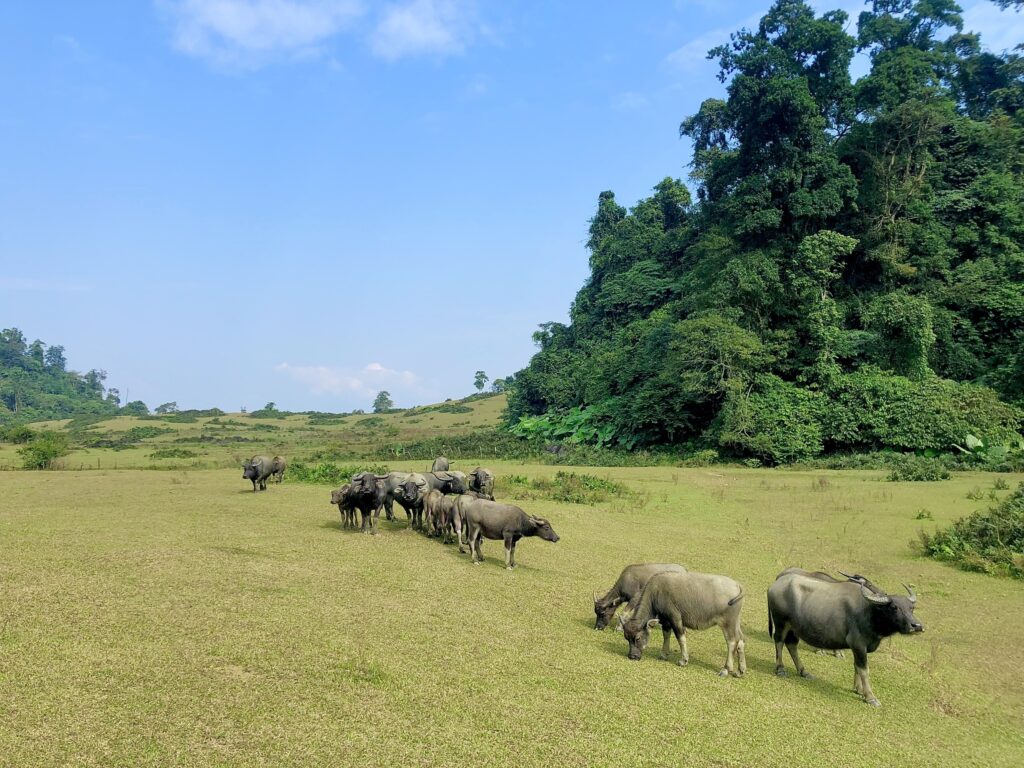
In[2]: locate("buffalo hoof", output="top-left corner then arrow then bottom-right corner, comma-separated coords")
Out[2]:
775,668 -> 787,677
717,669 -> 729,677
799,671 -> 815,680
473,561 -> 481,566
866,698 -> 881,707
506,566 -> 514,571
658,653 -> 668,660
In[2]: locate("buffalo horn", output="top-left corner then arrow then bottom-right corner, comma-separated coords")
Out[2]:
860,584 -> 891,605
902,583 -> 917,603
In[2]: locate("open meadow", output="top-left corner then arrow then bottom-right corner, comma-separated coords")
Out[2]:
2,462 -> 1023,767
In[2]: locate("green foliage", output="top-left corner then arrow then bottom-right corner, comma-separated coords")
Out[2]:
373,391 -> 394,413
149,448 -> 200,460
18,431 -> 71,469
506,0 -> 1024,463
886,455 -> 951,482
920,482 -> 1024,578
498,471 -> 632,505
2,425 -> 36,444
288,461 -> 389,486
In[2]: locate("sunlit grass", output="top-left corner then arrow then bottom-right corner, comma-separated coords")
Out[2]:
1,465 -> 1022,766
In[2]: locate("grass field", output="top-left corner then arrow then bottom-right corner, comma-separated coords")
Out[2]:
2,463 -> 1023,767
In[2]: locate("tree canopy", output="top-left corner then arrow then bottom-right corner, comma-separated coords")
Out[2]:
507,0 -> 1024,461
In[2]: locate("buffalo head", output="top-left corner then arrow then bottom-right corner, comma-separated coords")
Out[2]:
531,516 -> 559,543
593,593 -> 620,630
622,618 -> 657,660
330,484 -> 351,505
242,463 -> 258,480
861,583 -> 923,635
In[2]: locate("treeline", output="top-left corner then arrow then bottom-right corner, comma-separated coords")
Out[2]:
507,0 -> 1024,462
0,327 -> 142,423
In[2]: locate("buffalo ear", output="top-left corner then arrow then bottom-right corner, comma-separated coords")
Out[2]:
646,619 -> 659,629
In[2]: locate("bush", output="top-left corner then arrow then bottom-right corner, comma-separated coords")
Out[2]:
18,431 -> 71,469
920,483 -> 1024,578
886,455 -> 951,482
498,471 -> 632,505
717,375 -> 824,464
1,425 -> 36,444
288,461 -> 390,486
149,448 -> 200,459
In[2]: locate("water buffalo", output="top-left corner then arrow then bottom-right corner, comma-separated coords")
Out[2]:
424,471 -> 465,495
768,570 -> 923,706
460,497 -> 559,569
775,568 -> 860,658
437,495 -> 465,547
331,483 -> 358,528
242,455 -> 275,492
395,473 -> 430,529
622,571 -> 746,677
422,489 -> 446,536
350,471 -> 388,534
270,455 -> 287,483
374,472 -> 413,521
594,563 -> 688,630
467,467 -> 495,500
431,456 -> 449,472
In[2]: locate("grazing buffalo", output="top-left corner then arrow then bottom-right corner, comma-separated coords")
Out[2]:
270,455 -> 287,483
242,455 -> 275,492
460,497 -> 559,569
622,571 -> 746,677
350,471 -> 388,534
331,483 -> 358,528
467,467 -> 495,500
768,570 -> 923,706
775,568 -> 859,658
594,563 -> 688,630
431,456 -> 450,472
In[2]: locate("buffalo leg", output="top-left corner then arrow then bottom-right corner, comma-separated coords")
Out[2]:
786,637 -> 811,679
455,514 -> 466,553
659,625 -> 673,660
509,540 -> 517,568
503,534 -> 514,569
852,647 -> 879,706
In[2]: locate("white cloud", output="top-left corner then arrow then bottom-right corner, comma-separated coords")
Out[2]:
275,361 -> 421,401
159,0 -> 364,67
962,1 -> 1024,54
370,0 -> 475,61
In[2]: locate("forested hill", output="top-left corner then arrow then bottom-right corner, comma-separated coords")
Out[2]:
0,328 -> 128,422
507,0 -> 1024,462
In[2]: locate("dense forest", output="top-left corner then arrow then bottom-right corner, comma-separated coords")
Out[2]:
507,0 -> 1024,462
0,327 -> 143,423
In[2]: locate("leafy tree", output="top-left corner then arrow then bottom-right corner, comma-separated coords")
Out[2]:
373,391 -> 394,413
18,431 -> 71,469
121,400 -> 149,416
154,402 -> 178,414
473,371 -> 489,392
491,378 -> 507,393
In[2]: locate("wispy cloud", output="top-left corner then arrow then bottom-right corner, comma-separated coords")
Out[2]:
158,0 -> 364,68
963,1 -> 1024,54
0,277 -> 92,293
611,91 -> 649,111
665,24 -> 737,72
275,361 -> 423,403
370,0 -> 477,61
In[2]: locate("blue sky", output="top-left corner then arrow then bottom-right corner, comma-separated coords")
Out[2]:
1,1 -> 1021,412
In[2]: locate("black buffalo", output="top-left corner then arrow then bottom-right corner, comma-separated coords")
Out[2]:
768,569 -> 923,706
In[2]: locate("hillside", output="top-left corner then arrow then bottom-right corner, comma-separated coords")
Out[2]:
0,394 -> 507,471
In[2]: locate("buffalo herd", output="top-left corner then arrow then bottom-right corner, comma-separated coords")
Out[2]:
242,452 -> 924,706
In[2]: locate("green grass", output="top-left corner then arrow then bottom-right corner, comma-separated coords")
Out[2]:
1,464 -> 1023,766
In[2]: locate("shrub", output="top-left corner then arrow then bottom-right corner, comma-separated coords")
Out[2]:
288,461 -> 389,486
680,449 -> 719,467
498,471 -> 632,505
1,425 -> 36,444
920,483 -> 1024,578
886,456 -> 950,482
18,431 -> 71,469
717,375 -> 824,464
149,448 -> 200,459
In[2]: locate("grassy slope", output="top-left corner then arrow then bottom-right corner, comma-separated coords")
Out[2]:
0,395 -> 507,471
1,464 -> 1022,767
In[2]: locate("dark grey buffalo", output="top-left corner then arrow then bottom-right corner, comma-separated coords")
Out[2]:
423,471 -> 465,495
460,497 -> 559,569
331,483 -> 357,528
768,570 -> 923,706
467,467 -> 495,499
594,563 -> 688,630
436,495 -> 465,547
350,472 -> 388,534
422,489 -> 446,536
270,455 -> 287,483
431,456 -> 449,472
395,473 -> 430,529
376,472 -> 414,521
622,571 -> 746,677
242,455 -> 275,492
775,567 -> 858,658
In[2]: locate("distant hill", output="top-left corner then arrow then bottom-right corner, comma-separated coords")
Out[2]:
0,327 -> 123,424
